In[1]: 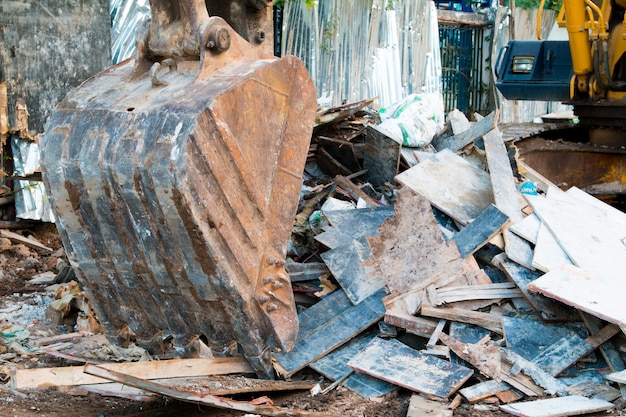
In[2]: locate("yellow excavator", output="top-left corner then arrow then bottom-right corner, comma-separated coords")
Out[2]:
40,0 -> 316,378
496,0 -> 626,197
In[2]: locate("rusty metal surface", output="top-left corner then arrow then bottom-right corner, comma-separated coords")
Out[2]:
514,136 -> 626,194
40,1 -> 316,378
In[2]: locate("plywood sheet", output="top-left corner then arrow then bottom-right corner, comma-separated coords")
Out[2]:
499,395 -> 614,417
347,337 -> 473,399
395,149 -> 494,225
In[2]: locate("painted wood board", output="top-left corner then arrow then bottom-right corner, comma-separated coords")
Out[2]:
453,204 -> 510,258
394,149 -> 494,225
296,289 -> 353,343
460,380 -> 512,403
500,260 -> 580,322
432,110 -> 497,152
320,237 -> 384,305
406,393 -> 453,417
566,186 -> 626,231
528,264 -> 626,328
273,289 -> 387,378
285,259 -> 330,283
525,192 -> 626,281
606,369 -> 626,384
509,213 -> 541,244
532,223 -> 573,273
315,206 -> 395,250
308,332 -> 395,398
502,314 -> 589,360
363,125 -> 402,188
421,304 -> 502,334
505,350 -> 568,395
347,337 -> 473,399
435,283 -> 521,305
531,324 -> 620,376
499,395 -> 614,417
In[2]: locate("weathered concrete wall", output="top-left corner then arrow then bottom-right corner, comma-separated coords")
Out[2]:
0,0 -> 111,134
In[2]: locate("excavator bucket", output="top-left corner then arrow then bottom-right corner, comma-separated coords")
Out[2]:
40,0 -> 316,377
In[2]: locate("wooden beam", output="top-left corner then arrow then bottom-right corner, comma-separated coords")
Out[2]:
421,304 -> 503,334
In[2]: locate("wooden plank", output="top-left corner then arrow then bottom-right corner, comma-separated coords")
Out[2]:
318,137 -> 361,173
531,324 -> 620,376
499,396 -> 614,417
500,260 -> 579,322
342,372 -> 396,398
532,223 -> 573,273
347,337 -> 473,399
363,125 -> 401,188
296,289 -> 353,343
435,283 -> 522,305
606,369 -> 626,384
460,380 -> 513,403
528,265 -> 626,328
320,237 -> 384,305
421,304 -> 503,334
509,213 -> 541,244
431,110 -> 497,152
273,289 -> 386,378
315,206 -> 395,250
406,393 -> 452,417
285,259 -> 330,283
483,128 -> 534,269
0,229 -> 53,252
368,188 -> 484,294
10,357 -> 253,389
452,204 -> 510,258
394,150 -> 494,225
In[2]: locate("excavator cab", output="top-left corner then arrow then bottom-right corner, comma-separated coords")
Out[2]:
40,0 -> 316,378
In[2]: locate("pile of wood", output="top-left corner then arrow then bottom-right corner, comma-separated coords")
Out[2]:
274,105 -> 626,417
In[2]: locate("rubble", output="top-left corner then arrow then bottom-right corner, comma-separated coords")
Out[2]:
1,101 -> 625,417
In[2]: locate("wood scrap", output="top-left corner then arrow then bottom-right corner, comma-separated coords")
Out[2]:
421,304 -> 503,334
333,175 -> 379,208
509,213 -> 541,244
406,393 -> 453,417
433,282 -> 522,305
431,110 -> 497,152
459,380 -> 514,403
84,364 -> 342,417
0,229 -> 53,252
452,204 -> 510,258
499,395 -> 614,417
362,125 -> 401,188
438,332 -> 544,397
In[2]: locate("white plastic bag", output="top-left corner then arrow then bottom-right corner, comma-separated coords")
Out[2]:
374,93 -> 444,147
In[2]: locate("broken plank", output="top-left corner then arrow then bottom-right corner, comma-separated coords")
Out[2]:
285,259 -> 330,283
315,206 -> 395,250
0,229 -> 53,252
395,150 -> 494,225
459,380 -> 513,403
500,260 -> 579,322
499,395 -> 614,417
84,364 -> 341,417
435,283 -> 522,305
605,369 -> 626,384
453,204 -> 510,258
432,110 -> 497,152
438,333 -> 544,397
406,393 -> 452,417
347,337 -> 473,399
505,350 -> 568,395
528,264 -> 626,328
273,289 -> 386,378
10,357 -> 254,389
320,237 -> 384,305
32,332 -> 85,346
421,304 -> 503,334
581,312 -> 625,372
333,175 -> 379,208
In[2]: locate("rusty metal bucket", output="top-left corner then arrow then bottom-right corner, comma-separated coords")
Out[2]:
40,0 -> 316,377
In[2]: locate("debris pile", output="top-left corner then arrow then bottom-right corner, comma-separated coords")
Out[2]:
1,100 -> 626,417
